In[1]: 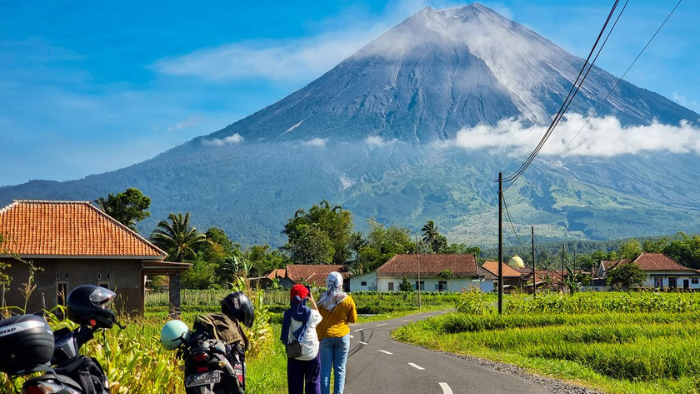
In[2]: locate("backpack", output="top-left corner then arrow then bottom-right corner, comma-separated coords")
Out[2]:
54,355 -> 108,394
193,313 -> 249,393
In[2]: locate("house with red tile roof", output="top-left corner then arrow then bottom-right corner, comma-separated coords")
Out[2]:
0,200 -> 189,315
481,261 -> 523,291
349,254 -> 483,292
277,265 -> 349,289
598,253 -> 700,290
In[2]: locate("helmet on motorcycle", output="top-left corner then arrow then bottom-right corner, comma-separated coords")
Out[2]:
221,291 -> 255,328
66,285 -> 117,329
161,320 -> 190,350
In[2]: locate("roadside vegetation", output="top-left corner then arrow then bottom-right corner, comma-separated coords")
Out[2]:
394,291 -> 700,394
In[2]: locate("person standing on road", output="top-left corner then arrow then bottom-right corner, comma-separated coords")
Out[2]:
282,284 -> 322,394
316,272 -> 357,394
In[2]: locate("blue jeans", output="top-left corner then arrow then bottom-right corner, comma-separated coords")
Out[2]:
319,335 -> 350,394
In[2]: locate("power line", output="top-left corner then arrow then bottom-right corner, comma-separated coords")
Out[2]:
501,0 -> 626,186
502,193 -> 524,245
543,0 -> 685,171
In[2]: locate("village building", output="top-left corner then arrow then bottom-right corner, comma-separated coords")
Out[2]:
0,200 -> 190,316
597,253 -> 700,290
275,265 -> 349,289
349,254 -> 482,292
481,261 -> 524,291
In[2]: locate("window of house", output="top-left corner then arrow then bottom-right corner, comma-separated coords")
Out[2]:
414,281 -> 425,290
388,282 -> 394,291
693,278 -> 699,285
56,282 -> 69,307
65,273 -> 69,279
361,281 -> 367,286
438,281 -> 447,292
56,272 -> 60,280
653,277 -> 663,288
99,282 -> 111,290
107,273 -> 111,280
97,273 -> 102,280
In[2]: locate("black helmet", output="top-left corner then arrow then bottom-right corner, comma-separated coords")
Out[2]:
221,291 -> 254,328
66,285 -> 117,329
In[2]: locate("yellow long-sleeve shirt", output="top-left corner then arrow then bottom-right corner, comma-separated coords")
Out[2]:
316,296 -> 357,341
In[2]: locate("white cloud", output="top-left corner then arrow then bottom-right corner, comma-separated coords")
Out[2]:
151,0 -> 459,83
167,115 -> 204,132
302,138 -> 327,147
672,92 -> 700,113
366,136 -> 399,149
440,114 -> 700,157
202,133 -> 244,146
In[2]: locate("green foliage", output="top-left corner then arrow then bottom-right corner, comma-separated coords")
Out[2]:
663,232 -> 700,269
399,276 -> 413,292
150,212 -> 209,262
94,188 -> 151,232
283,224 -> 334,265
245,244 -> 288,277
283,200 -> 353,265
437,269 -> 454,280
421,220 -> 446,253
181,258 -> 220,289
606,263 -> 647,290
352,219 -> 416,273
619,239 -> 642,259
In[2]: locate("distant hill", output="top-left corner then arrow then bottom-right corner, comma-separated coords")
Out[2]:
2,4 -> 700,247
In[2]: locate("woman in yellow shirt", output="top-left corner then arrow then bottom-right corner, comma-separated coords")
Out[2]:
316,272 -> 357,394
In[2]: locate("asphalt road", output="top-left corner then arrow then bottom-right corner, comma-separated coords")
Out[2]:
343,310 -> 553,394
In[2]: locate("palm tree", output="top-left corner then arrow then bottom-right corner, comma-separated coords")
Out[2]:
150,212 -> 208,262
421,220 -> 439,245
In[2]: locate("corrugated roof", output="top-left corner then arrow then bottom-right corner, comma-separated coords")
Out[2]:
0,200 -> 166,258
481,261 -> 523,278
377,254 -> 478,278
285,265 -> 348,287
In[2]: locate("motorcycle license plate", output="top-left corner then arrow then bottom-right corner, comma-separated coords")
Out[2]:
185,371 -> 221,387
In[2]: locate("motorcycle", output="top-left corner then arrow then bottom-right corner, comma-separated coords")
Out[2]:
0,285 -> 123,394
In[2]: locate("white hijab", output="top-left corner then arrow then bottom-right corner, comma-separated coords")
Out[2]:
318,272 -> 348,311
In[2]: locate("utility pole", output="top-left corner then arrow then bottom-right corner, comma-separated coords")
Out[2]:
416,235 -> 421,310
561,242 -> 566,291
498,172 -> 503,315
532,226 -> 536,299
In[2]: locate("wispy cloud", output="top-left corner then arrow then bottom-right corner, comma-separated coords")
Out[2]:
302,138 -> 327,148
672,92 -> 700,113
202,133 -> 244,146
151,0 -> 460,83
365,136 -> 399,149
437,114 -> 700,156
167,115 -> 205,132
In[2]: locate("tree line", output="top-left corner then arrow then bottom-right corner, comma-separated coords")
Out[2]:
95,188 -> 700,290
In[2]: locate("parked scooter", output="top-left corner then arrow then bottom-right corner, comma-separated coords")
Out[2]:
0,285 -> 123,394
161,291 -> 254,394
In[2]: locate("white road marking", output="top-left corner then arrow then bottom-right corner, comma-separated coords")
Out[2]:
376,323 -> 388,327
439,382 -> 453,394
349,335 -> 354,338
358,341 -> 368,345
355,328 -> 364,332
378,350 -> 393,355
408,363 -> 425,370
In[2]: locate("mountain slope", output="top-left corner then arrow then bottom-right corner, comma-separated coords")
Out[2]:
1,4 -> 699,247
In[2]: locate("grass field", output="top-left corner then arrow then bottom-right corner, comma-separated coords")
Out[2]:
0,289 -> 454,393
393,291 -> 700,394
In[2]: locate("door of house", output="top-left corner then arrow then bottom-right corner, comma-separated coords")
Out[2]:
683,279 -> 689,290
669,277 -> 677,289
653,277 -> 663,288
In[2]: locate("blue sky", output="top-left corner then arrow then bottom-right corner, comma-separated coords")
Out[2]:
1,0 -> 698,187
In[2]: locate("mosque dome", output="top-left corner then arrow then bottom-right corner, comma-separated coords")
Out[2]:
509,254 -> 525,268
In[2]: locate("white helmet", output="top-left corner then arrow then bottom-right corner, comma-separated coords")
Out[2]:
160,320 -> 190,350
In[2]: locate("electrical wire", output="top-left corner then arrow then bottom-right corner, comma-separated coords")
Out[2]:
543,0 -> 685,171
500,0 -> 625,186
502,193 -> 524,245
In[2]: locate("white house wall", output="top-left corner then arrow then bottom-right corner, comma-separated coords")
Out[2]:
349,271 -> 378,291
644,272 -> 700,289
375,277 -> 482,292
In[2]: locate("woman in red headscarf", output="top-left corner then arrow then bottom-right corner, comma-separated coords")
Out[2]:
281,284 -> 322,394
